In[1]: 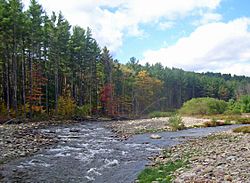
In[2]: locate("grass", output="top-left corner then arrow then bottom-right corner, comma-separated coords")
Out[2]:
137,160 -> 186,183
201,114 -> 250,127
235,117 -> 250,124
233,126 -> 250,133
149,111 -> 176,118
168,114 -> 185,131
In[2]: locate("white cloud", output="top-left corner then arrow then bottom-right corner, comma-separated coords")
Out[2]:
193,12 -> 223,25
22,0 -> 221,52
159,21 -> 175,30
142,18 -> 250,76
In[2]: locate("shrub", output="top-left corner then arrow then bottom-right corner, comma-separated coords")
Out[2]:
168,114 -> 185,131
224,99 -> 241,114
238,95 -> 250,113
236,118 -> 250,124
75,104 -> 92,117
58,96 -> 76,117
179,97 -> 228,115
149,111 -> 175,118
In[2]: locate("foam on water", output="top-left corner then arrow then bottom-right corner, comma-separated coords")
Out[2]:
103,159 -> 119,167
1,122 -> 242,183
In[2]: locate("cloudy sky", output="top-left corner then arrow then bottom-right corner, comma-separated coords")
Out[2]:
23,0 -> 250,76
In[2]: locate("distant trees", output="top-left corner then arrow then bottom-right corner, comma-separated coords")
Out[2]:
0,0 -> 250,120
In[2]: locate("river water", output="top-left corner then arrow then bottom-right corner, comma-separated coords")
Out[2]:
0,122 -> 241,183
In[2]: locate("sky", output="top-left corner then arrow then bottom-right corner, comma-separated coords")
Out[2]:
23,0 -> 250,76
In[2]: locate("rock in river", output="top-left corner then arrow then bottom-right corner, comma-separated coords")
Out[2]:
150,134 -> 161,139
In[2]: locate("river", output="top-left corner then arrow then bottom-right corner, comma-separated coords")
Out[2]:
0,122 -> 241,183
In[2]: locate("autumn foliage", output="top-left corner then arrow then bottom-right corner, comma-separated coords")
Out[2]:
26,64 -> 47,113
100,84 -> 116,116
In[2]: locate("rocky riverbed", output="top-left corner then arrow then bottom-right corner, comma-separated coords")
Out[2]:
108,117 -> 210,138
150,130 -> 250,183
0,117 -> 248,183
0,120 -> 77,165
0,116 -> 222,165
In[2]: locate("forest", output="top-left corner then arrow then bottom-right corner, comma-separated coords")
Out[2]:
1,0 -> 250,120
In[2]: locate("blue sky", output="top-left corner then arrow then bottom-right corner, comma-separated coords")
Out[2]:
23,0 -> 250,76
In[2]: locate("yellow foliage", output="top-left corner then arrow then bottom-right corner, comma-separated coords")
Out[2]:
135,70 -> 163,112
137,70 -> 148,79
58,96 -> 76,117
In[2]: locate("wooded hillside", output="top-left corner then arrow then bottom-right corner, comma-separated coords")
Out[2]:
1,0 -> 250,119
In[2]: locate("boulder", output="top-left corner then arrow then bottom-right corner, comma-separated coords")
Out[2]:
150,134 -> 161,139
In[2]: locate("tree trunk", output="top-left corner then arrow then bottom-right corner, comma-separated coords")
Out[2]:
6,56 -> 10,118
13,28 -> 18,115
21,45 -> 26,118
79,70 -> 83,106
55,58 -> 59,114
29,51 -> 33,118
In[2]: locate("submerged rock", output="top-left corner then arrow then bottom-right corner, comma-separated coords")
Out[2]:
69,128 -> 80,133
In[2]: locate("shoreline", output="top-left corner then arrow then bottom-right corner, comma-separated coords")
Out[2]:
1,117 -> 249,182
137,130 -> 250,182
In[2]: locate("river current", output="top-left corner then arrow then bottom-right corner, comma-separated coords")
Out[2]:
0,122 -> 241,183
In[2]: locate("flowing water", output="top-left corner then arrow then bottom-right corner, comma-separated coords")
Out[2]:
0,122 -> 242,183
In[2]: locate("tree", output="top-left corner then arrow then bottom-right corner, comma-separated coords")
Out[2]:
134,70 -> 163,115
26,0 -> 44,117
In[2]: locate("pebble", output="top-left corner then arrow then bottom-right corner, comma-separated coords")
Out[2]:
150,131 -> 250,182
224,175 -> 233,181
0,122 -> 58,165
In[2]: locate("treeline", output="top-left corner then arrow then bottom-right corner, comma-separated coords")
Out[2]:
0,0 -> 250,119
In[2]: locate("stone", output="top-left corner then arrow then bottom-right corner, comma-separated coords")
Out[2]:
150,134 -> 161,139
194,165 -> 204,172
69,128 -> 80,133
224,175 -> 233,181
190,156 -> 200,161
203,166 -> 213,173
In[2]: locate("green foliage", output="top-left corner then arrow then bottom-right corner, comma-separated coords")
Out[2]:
137,160 -> 186,183
225,95 -> 250,114
1,0 -> 250,120
238,95 -> 250,113
168,114 -> 185,131
233,126 -> 250,133
149,111 -> 175,118
225,99 -> 242,114
58,96 -> 76,117
179,97 -> 228,115
75,104 -> 92,117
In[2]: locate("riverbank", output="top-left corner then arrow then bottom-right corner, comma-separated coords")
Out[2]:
0,118 -> 248,182
137,130 -> 250,182
0,120 -> 78,165
108,117 -> 211,138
